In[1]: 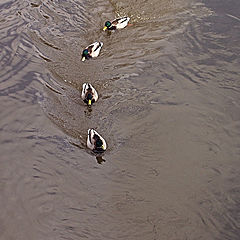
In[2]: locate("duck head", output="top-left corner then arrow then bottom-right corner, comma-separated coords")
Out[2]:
103,21 -> 111,31
95,136 -> 105,152
86,92 -> 93,106
81,49 -> 89,61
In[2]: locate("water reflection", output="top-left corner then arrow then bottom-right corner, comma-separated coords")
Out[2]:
69,141 -> 106,164
96,155 -> 106,164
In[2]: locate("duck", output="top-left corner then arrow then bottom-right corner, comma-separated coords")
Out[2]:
81,83 -> 98,107
81,42 -> 103,61
87,129 -> 107,153
103,17 -> 130,31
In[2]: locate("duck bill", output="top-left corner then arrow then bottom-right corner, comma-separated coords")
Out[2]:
103,26 -> 107,31
81,56 -> 86,62
88,99 -> 92,106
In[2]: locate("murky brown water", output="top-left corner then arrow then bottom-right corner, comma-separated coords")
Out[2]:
1,0 -> 240,239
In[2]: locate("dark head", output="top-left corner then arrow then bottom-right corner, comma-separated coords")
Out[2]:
81,49 -> 89,61
96,138 -> 103,148
86,92 -> 93,106
103,21 -> 111,31
86,92 -> 93,100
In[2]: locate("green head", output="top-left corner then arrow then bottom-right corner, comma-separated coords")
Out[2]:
83,49 -> 88,56
96,138 -> 103,148
82,49 -> 89,61
86,93 -> 93,106
103,21 -> 111,31
105,21 -> 111,28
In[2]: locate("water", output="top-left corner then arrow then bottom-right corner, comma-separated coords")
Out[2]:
0,0 -> 240,239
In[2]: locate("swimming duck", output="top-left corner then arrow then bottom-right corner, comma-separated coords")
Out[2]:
81,83 -> 98,107
87,129 -> 107,152
103,17 -> 130,31
81,42 -> 103,61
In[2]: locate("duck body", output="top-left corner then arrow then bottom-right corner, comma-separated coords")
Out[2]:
103,17 -> 130,31
87,129 -> 107,153
81,42 -> 103,61
81,83 -> 98,106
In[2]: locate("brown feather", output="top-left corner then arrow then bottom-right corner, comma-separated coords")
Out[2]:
87,45 -> 94,54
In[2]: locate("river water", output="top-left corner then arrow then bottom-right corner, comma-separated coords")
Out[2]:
0,0 -> 240,239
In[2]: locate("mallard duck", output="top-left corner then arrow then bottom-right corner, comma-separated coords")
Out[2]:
81,83 -> 98,106
87,129 -> 107,152
103,17 -> 130,31
81,42 -> 103,61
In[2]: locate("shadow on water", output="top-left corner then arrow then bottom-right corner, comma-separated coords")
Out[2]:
69,140 -> 107,165
96,156 -> 106,164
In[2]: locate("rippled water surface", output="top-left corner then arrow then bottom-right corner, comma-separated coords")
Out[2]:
1,0 -> 240,239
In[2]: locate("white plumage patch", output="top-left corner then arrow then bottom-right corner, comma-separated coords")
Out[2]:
115,17 -> 130,29
81,83 -> 98,103
89,42 -> 103,58
87,129 -> 107,151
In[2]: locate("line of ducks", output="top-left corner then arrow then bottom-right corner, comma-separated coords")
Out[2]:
81,17 -> 131,154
